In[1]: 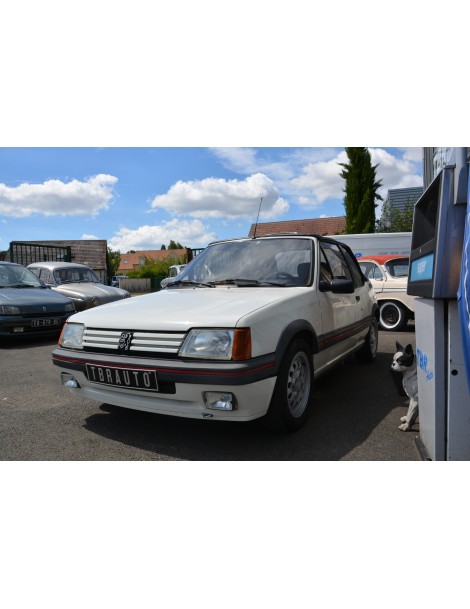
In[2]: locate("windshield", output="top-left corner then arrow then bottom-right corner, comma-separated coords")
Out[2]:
172,238 -> 313,287
53,267 -> 100,284
0,264 -> 44,288
385,258 -> 409,278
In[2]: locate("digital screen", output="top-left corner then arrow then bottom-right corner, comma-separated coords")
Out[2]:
410,252 -> 435,282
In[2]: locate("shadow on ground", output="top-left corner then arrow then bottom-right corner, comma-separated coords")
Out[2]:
83,351 -> 415,461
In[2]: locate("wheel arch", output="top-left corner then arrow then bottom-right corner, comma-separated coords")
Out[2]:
372,302 -> 380,321
273,320 -> 318,374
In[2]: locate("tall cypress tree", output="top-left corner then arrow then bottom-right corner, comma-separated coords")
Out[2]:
339,147 -> 383,234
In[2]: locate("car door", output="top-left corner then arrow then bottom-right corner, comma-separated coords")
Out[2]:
315,241 -> 367,367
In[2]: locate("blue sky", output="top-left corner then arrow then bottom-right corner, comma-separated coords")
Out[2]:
0,147 -> 423,253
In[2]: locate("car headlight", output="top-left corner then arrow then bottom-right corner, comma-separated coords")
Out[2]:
179,328 -> 251,360
91,297 -> 100,307
0,305 -> 21,315
65,303 -> 75,312
59,322 -> 85,349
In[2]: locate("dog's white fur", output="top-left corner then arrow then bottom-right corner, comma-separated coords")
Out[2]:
391,343 -> 419,431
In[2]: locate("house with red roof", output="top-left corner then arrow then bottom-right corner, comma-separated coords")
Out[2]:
117,249 -> 190,273
248,217 -> 346,238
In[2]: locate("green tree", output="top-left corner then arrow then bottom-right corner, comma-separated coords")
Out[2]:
127,254 -> 187,279
127,258 -> 170,278
107,247 -> 121,278
376,199 -> 415,232
168,240 -> 184,249
339,147 -> 383,234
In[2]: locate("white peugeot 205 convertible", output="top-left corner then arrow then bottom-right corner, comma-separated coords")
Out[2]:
52,234 -> 378,431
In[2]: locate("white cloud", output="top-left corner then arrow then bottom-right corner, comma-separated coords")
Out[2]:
150,173 -> 289,220
210,147 -> 341,183
400,147 -> 422,163
289,148 -> 423,208
108,219 -> 216,252
0,174 -> 117,217
290,150 -> 348,205
81,234 -> 99,240
370,148 -> 423,194
210,148 -> 260,174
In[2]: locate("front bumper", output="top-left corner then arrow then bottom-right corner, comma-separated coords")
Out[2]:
52,347 -> 277,421
0,314 -> 71,337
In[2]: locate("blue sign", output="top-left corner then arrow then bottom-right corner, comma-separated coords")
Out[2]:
457,171 -> 470,392
410,252 -> 435,282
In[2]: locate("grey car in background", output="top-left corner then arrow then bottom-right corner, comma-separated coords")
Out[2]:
28,261 -> 131,312
0,261 -> 75,338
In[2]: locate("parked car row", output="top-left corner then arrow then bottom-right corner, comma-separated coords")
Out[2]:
1,260 -> 131,338
2,240 -> 416,434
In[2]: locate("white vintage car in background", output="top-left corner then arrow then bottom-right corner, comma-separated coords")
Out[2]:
357,255 -> 415,331
52,235 -> 379,431
160,264 -> 187,288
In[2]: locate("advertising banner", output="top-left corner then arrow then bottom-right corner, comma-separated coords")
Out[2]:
457,170 -> 470,392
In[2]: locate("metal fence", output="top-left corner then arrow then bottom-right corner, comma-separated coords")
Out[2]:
9,242 -> 72,266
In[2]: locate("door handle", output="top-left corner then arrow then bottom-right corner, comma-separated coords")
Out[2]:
356,296 -> 360,302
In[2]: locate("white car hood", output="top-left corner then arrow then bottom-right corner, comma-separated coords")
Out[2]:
67,287 -> 298,331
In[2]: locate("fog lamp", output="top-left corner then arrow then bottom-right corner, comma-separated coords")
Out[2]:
204,392 -> 237,411
60,373 -> 80,388
12,327 -> 24,333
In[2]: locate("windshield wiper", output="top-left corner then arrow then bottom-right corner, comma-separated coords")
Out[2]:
8,284 -> 39,288
166,279 -> 215,288
209,278 -> 287,287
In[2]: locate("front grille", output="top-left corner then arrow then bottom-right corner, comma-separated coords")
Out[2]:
83,328 -> 186,357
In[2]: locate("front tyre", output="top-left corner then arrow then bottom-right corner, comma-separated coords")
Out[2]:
264,338 -> 313,431
355,319 -> 378,363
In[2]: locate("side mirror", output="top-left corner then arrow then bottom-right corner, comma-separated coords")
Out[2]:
330,278 -> 355,294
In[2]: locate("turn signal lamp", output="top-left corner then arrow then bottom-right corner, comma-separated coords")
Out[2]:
232,328 -> 251,361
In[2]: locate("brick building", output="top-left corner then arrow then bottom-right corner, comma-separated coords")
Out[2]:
248,216 -> 346,238
7,240 -> 109,282
117,249 -> 190,273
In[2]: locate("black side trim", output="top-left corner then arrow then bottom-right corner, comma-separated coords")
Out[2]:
317,316 -> 373,351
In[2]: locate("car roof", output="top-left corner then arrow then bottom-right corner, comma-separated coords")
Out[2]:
0,261 -> 21,267
208,233 -> 334,247
357,254 -> 409,265
28,261 -> 92,270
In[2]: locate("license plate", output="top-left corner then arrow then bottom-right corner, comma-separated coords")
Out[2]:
31,318 -> 62,327
86,364 -> 159,392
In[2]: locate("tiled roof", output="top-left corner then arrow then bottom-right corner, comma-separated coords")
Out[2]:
248,217 -> 346,237
118,249 -> 188,272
